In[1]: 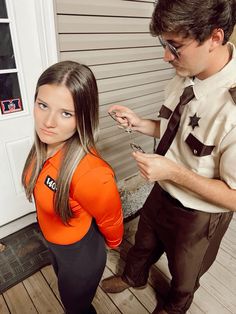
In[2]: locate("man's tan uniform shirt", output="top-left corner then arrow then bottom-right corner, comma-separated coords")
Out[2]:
159,43 -> 236,213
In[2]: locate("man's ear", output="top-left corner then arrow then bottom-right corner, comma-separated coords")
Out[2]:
209,28 -> 224,51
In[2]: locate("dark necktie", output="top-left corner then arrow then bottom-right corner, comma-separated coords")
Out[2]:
156,85 -> 195,156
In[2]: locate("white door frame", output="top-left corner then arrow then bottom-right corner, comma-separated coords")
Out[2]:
0,0 -> 58,238
34,0 -> 59,69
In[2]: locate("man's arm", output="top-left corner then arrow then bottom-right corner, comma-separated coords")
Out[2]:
172,161 -> 236,212
136,118 -> 160,138
132,152 -> 236,212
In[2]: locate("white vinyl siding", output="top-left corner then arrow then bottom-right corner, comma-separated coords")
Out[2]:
54,0 -> 174,180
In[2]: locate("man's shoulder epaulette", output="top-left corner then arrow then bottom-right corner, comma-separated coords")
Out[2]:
229,84 -> 236,104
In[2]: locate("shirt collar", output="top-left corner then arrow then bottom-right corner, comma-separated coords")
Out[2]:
44,147 -> 96,170
185,43 -> 236,100
44,148 -> 63,170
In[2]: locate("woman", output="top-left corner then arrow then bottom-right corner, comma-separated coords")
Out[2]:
22,61 -> 124,314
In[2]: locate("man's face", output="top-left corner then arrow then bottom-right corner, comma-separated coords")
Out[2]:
160,33 -> 212,79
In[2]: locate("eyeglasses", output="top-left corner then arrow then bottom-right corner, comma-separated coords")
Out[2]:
108,111 -> 145,153
158,36 -> 194,59
158,36 -> 181,59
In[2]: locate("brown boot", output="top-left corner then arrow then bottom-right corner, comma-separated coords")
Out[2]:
101,276 -> 130,293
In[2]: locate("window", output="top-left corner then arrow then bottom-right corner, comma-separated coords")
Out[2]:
0,0 -> 7,18
0,0 -> 23,115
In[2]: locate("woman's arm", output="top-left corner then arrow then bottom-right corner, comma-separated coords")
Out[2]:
74,166 -> 124,248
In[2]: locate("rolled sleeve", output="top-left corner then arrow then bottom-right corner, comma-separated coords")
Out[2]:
220,126 -> 236,189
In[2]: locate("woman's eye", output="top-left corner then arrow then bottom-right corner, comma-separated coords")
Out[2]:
38,103 -> 47,110
62,112 -> 72,118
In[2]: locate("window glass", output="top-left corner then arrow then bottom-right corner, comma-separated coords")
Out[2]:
0,23 -> 16,69
0,0 -> 7,18
0,73 -> 23,114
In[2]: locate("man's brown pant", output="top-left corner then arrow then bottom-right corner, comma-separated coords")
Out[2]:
122,184 -> 233,314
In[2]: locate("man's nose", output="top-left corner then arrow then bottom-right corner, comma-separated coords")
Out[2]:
163,47 -> 176,62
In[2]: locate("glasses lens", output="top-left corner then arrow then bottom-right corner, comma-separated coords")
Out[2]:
108,111 -> 117,121
130,143 -> 145,153
168,45 -> 179,59
158,36 -> 179,58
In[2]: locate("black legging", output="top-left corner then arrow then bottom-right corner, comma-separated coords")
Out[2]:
46,221 -> 106,314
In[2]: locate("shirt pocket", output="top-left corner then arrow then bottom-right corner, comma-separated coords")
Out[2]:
185,133 -> 215,157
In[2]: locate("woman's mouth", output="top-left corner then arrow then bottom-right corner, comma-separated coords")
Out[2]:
40,128 -> 56,135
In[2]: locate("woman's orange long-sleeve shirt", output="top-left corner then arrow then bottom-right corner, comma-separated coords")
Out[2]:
33,150 -> 124,247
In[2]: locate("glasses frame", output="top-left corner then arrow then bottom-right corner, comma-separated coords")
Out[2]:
130,143 -> 145,153
159,36 -> 195,60
158,36 -> 180,59
108,111 -> 131,133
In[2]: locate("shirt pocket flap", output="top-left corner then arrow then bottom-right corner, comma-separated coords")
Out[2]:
185,133 -> 215,157
158,105 -> 172,119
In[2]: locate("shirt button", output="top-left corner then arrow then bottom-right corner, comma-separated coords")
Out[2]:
193,149 -> 198,155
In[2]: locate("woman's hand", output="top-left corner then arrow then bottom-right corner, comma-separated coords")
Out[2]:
132,151 -> 181,182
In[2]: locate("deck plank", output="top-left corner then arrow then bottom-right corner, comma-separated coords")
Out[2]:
102,267 -> 150,314
94,284 -> 121,314
3,283 -> 37,314
23,272 -> 64,313
0,295 -> 10,314
193,287 -> 232,314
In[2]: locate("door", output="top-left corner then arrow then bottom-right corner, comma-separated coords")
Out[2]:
0,0 -> 57,237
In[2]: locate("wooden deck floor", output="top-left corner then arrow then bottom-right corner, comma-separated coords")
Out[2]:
0,214 -> 236,314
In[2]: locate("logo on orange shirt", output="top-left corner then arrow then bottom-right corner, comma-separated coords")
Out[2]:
44,175 -> 57,192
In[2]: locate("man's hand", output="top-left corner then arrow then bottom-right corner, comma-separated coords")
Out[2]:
108,104 -> 160,137
108,104 -> 142,132
132,151 -> 181,182
133,151 -> 236,212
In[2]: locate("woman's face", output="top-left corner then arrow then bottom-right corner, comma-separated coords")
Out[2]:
34,84 -> 76,153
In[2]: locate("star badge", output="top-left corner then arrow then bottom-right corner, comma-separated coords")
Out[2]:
188,113 -> 200,130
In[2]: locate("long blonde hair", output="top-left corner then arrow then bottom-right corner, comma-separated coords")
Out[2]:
22,61 -> 99,223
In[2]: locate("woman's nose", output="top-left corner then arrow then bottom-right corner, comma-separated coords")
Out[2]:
44,113 -> 57,127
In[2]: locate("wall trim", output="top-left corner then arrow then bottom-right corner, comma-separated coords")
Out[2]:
0,213 -> 37,239
34,0 -> 59,68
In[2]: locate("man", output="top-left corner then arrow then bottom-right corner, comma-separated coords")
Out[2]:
101,0 -> 236,313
